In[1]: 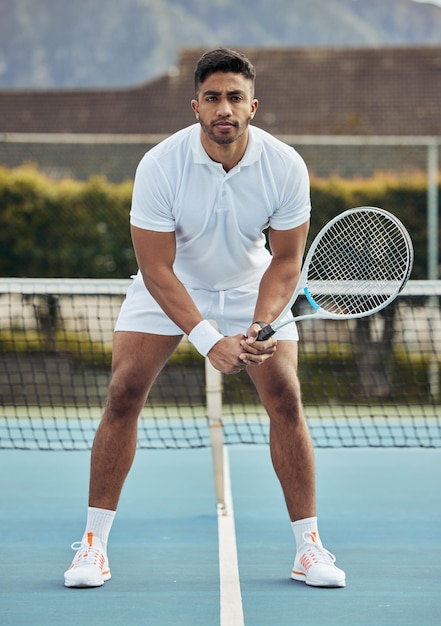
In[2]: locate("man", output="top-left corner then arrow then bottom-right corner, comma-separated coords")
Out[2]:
64,48 -> 345,589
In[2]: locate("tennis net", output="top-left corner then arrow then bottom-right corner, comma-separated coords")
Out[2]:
0,278 -> 440,449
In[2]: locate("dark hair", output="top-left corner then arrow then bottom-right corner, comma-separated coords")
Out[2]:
194,48 -> 256,95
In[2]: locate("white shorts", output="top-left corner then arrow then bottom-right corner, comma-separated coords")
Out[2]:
114,273 -> 299,341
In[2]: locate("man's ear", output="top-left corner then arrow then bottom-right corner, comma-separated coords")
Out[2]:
250,98 -> 259,119
191,99 -> 200,120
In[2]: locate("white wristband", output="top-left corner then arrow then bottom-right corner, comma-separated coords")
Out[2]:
188,320 -> 224,356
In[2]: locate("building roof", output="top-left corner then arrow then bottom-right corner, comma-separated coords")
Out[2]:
1,46 -> 440,136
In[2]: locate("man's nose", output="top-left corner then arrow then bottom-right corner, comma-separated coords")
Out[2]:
216,98 -> 232,117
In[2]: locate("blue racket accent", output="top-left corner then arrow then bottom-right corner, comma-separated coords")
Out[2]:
304,286 -> 320,310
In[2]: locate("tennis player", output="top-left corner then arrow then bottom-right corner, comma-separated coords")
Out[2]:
64,48 -> 345,589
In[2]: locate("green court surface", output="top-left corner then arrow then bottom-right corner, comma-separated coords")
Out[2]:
1,446 -> 440,625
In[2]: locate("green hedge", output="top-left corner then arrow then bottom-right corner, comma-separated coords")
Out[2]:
0,166 -> 134,278
0,165 -> 437,279
309,172 -> 431,279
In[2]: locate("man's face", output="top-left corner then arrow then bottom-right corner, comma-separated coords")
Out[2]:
191,71 -> 258,146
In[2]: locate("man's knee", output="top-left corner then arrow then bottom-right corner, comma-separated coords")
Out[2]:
262,379 -> 304,424
104,375 -> 149,421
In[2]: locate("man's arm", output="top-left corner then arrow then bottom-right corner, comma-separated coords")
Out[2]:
131,226 -> 203,336
243,220 -> 310,351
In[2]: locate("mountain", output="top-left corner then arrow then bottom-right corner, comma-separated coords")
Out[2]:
1,0 -> 441,88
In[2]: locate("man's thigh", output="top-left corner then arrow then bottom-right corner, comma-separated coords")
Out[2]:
110,331 -> 183,394
246,340 -> 301,407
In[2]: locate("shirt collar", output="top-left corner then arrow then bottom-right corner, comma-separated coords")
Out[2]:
191,123 -> 262,168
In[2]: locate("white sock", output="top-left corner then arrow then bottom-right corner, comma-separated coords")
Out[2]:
291,516 -> 322,551
82,506 -> 116,554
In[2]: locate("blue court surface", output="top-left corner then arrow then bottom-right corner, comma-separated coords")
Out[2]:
1,446 -> 440,626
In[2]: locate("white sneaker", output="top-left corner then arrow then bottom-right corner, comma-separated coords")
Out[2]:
64,532 -> 111,588
291,531 -> 345,587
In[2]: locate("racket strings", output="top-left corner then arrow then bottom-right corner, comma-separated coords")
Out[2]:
306,211 -> 411,316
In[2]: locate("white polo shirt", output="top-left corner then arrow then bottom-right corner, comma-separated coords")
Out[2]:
130,123 -> 311,291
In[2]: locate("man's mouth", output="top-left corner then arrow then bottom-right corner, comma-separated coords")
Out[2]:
213,120 -> 236,129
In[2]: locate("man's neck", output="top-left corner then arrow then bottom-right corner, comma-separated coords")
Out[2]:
200,130 -> 249,172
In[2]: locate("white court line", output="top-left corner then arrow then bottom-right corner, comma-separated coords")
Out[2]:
218,447 -> 245,626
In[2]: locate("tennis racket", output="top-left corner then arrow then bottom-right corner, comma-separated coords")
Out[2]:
257,206 -> 414,341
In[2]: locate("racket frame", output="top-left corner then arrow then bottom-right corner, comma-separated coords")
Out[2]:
257,206 -> 413,341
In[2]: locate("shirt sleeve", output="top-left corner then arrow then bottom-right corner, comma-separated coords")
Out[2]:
129,153 -> 176,232
268,149 -> 311,230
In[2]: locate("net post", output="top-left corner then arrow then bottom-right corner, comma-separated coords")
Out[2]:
205,355 -> 226,514
427,140 -> 439,283
427,141 -> 440,399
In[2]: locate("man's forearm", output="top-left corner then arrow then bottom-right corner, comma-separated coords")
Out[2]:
141,268 -> 204,335
252,258 -> 300,325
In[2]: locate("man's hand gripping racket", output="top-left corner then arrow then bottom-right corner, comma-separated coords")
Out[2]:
257,206 -> 414,341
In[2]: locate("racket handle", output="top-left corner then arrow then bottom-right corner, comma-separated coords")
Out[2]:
257,324 -> 276,341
